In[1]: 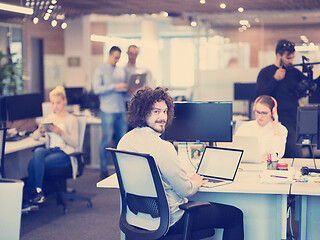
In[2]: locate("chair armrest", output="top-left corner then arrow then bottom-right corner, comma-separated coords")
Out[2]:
179,201 -> 210,212
68,152 -> 85,176
68,152 -> 84,158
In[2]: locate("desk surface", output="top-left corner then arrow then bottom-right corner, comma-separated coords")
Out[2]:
5,137 -> 46,155
290,158 -> 320,196
97,169 -> 291,195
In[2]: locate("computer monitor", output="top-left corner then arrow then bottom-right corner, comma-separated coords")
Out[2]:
5,93 -> 43,121
296,106 -> 318,146
0,97 -> 7,125
309,87 -> 320,104
163,101 -> 233,143
65,87 -> 84,105
234,83 -> 257,101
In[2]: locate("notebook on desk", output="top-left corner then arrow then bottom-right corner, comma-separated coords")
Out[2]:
197,146 -> 243,188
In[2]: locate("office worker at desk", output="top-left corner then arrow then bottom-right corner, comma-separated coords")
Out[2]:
28,86 -> 79,204
235,95 -> 288,159
117,87 -> 244,239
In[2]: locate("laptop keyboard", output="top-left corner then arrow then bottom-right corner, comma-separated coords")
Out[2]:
203,178 -> 223,183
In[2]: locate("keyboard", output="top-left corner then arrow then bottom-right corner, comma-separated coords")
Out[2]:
203,178 -> 223,183
6,135 -> 29,142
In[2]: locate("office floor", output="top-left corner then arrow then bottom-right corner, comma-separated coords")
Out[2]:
20,168 -> 120,240
20,167 -> 301,240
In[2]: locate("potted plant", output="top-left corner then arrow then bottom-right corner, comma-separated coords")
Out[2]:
0,50 -> 24,96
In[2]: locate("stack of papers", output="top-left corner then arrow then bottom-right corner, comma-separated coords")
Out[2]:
260,168 -> 295,184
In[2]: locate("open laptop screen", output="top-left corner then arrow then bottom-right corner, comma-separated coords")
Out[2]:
197,147 -> 243,181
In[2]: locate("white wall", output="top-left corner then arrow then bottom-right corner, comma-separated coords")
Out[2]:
193,68 -> 260,114
64,17 -> 91,88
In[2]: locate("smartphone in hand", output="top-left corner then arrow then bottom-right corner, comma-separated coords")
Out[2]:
43,123 -> 53,132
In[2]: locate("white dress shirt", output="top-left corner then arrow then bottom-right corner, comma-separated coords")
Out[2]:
235,120 -> 288,159
117,127 -> 199,226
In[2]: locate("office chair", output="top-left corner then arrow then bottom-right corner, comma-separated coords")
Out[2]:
0,128 -> 7,178
44,116 -> 92,214
107,148 -> 215,240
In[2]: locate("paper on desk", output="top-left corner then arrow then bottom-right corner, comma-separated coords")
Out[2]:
260,168 -> 295,184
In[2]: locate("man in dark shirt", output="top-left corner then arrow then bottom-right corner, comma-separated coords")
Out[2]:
256,39 -> 306,158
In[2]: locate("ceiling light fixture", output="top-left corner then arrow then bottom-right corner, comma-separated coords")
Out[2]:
220,3 -> 226,9
0,2 -> 33,15
61,22 -> 67,29
239,19 -> 249,25
33,17 -> 39,24
200,0 -> 206,4
238,7 -> 244,13
51,20 -> 57,27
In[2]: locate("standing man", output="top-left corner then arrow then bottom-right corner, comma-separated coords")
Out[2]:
92,46 -> 128,179
117,87 -> 244,239
125,45 -> 154,94
125,45 -> 140,77
256,39 -> 306,158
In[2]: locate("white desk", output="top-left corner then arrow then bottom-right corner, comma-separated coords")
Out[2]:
290,158 -> 320,240
97,168 -> 290,240
4,137 -> 46,179
86,116 -> 102,169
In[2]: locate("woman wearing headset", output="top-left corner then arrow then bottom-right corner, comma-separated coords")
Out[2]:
235,95 -> 288,159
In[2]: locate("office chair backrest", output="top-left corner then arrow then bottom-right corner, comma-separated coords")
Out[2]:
0,128 -> 7,178
76,115 -> 87,152
107,148 -> 170,240
70,115 -> 87,178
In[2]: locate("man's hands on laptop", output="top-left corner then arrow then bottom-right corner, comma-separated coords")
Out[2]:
190,174 -> 208,188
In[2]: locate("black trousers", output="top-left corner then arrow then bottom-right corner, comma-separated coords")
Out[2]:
169,201 -> 244,240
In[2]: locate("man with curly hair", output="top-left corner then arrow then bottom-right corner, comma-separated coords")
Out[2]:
117,86 -> 244,239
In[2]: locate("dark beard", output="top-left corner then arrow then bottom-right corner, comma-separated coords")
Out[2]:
150,122 -> 166,133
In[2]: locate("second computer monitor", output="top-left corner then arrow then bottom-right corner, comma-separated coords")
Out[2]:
163,101 -> 233,143
5,93 -> 43,121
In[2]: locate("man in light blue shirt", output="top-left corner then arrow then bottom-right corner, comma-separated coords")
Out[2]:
92,46 -> 128,179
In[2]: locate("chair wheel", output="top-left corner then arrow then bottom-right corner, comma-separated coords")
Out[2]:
87,201 -> 93,208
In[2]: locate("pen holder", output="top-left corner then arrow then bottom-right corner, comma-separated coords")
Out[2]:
267,160 -> 278,170
266,153 -> 279,170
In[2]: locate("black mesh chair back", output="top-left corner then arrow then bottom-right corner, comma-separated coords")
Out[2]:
108,148 -> 170,240
107,148 -> 215,240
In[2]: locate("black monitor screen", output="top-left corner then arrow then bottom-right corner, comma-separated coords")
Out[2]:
65,87 -> 84,105
163,101 -> 233,142
234,83 -> 257,101
296,106 -> 318,145
5,93 -> 43,121
309,87 -> 320,104
0,97 -> 6,122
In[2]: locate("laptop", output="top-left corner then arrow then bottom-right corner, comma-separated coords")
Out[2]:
128,73 -> 147,94
218,136 -> 262,163
196,146 -> 243,188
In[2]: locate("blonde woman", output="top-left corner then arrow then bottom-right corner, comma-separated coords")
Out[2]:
235,95 -> 288,159
28,86 -> 79,204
